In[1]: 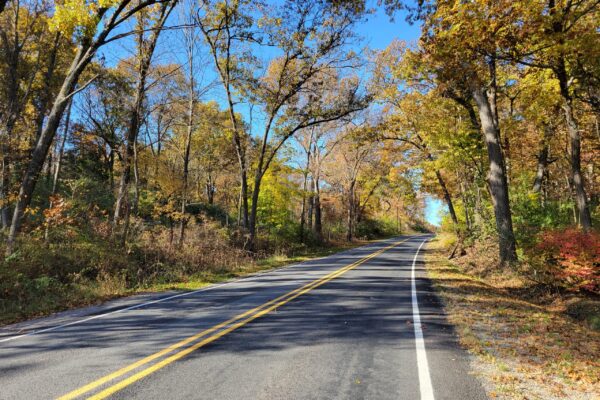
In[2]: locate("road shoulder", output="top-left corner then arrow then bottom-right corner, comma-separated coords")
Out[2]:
425,236 -> 600,400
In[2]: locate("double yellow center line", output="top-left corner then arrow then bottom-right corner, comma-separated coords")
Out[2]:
58,238 -> 408,400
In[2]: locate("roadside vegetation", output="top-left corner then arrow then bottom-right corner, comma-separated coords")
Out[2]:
376,1 -> 599,398
427,234 -> 599,399
0,225 -> 368,325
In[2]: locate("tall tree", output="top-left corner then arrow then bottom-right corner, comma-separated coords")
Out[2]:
113,1 -> 176,243
411,1 -> 519,263
0,0 -> 53,229
196,0 -> 253,229
508,0 -> 598,229
177,0 -> 199,245
6,0 -> 176,253
200,0 -> 368,250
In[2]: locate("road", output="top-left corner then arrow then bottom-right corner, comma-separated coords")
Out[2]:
0,235 -> 486,400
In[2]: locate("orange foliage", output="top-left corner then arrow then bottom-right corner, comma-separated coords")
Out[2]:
536,228 -> 600,294
43,195 -> 74,228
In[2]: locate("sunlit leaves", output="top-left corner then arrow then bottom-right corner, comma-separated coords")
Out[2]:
51,0 -> 120,37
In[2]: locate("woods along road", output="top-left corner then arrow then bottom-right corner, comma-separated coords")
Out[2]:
0,235 -> 486,400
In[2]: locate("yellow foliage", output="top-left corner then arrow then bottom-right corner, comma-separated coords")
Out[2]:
50,0 -> 120,36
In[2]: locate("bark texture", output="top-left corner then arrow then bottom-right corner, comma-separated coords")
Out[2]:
472,86 -> 518,264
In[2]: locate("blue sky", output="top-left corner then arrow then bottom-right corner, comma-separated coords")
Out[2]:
355,2 -> 421,50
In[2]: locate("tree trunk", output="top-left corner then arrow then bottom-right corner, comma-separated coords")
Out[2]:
104,146 -> 112,189
230,127 -> 249,229
178,81 -> 194,246
237,187 -> 243,227
472,86 -> 518,264
459,181 -> 472,230
206,174 -> 215,205
6,40 -> 97,254
113,7 -> 170,234
248,173 -> 262,251
299,171 -> 308,243
44,100 -> 71,242
555,68 -> 593,229
564,100 -> 592,229
1,150 -> 10,230
346,181 -> 355,242
532,125 -> 550,193
299,145 -> 311,243
435,169 -> 458,226
132,139 -> 140,216
307,178 -> 314,231
113,89 -> 142,229
313,177 -> 323,242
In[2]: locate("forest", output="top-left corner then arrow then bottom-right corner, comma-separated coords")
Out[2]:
0,0 -> 598,327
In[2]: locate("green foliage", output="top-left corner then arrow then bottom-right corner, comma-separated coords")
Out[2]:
256,165 -> 298,232
185,202 -> 230,225
137,189 -> 160,219
67,177 -> 115,212
355,217 -> 399,239
510,178 -> 573,245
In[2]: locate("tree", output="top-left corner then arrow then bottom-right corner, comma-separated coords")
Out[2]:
177,0 -> 199,245
196,0 -> 254,229
371,43 -> 461,227
0,0 -> 65,229
6,0 -> 177,254
113,1 -> 176,243
200,0 -> 369,250
504,0 -> 598,229
409,1 -> 519,263
327,128 -> 373,241
294,127 -> 315,243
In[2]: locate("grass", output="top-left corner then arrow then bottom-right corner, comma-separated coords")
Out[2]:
425,234 -> 600,400
146,242 -> 362,292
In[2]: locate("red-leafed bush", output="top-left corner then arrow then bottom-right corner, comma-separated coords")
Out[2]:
535,228 -> 600,294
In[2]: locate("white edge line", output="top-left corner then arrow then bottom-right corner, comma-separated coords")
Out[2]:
411,239 -> 435,400
0,236 -> 408,344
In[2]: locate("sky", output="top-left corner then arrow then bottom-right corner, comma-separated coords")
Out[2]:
355,2 -> 421,50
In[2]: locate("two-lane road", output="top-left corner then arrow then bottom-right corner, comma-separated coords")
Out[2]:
0,235 -> 486,399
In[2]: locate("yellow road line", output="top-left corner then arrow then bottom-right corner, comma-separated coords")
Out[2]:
57,242 -> 384,400
58,238 -> 408,400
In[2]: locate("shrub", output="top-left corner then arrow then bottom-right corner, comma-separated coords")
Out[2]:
535,228 -> 600,294
356,217 -> 399,239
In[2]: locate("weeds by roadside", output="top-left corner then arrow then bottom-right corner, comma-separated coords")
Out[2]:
426,234 -> 600,400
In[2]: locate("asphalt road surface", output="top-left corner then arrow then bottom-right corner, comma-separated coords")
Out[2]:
0,235 -> 486,400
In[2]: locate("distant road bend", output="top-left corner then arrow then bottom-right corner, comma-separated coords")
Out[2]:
0,235 -> 486,400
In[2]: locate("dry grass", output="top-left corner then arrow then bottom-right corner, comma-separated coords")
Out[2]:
426,234 -> 600,400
